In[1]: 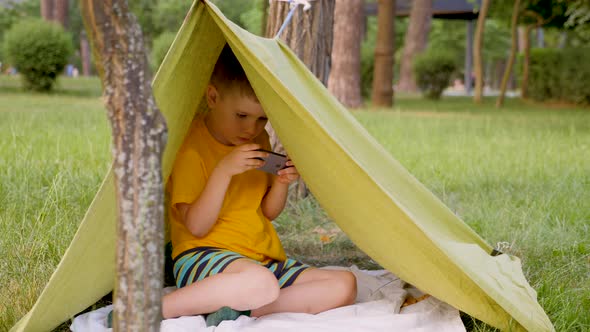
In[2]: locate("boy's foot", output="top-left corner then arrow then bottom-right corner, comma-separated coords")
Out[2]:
205,306 -> 251,327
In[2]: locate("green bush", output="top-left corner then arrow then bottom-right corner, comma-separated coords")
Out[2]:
150,31 -> 176,72
412,51 -> 457,99
3,19 -> 72,92
0,0 -> 40,59
528,48 -> 590,105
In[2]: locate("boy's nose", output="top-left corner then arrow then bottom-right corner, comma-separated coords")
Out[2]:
244,124 -> 257,136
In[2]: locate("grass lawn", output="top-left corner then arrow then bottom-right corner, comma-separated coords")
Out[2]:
1,75 -> 589,331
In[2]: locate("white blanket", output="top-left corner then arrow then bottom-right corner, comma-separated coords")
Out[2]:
71,267 -> 465,332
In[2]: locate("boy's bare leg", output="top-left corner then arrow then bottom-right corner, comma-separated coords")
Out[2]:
162,261 -> 357,319
251,268 -> 357,317
162,259 -> 280,319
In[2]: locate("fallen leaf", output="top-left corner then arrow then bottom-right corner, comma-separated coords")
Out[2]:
320,235 -> 334,244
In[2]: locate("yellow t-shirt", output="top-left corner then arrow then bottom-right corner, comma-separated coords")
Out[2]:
167,116 -> 286,263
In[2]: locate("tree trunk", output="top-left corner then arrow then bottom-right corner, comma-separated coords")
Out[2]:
80,31 -> 91,76
40,0 -> 68,27
79,0 -> 167,330
496,0 -> 521,108
265,0 -> 335,200
41,0 -> 54,21
493,59 -> 504,89
521,24 -> 533,99
260,0 -> 269,36
266,0 -> 334,84
328,0 -> 363,108
370,0 -> 395,108
473,0 -> 490,104
397,0 -> 432,93
53,0 -> 68,28
518,26 -> 527,53
521,11 -> 552,99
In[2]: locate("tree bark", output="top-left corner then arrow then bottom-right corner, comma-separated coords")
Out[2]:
397,0 -> 432,93
266,0 -> 335,84
328,0 -> 363,108
265,0 -> 335,200
41,0 -> 54,21
492,59 -> 503,89
260,0 -> 269,37
517,26 -> 527,53
473,0 -> 490,104
40,0 -> 68,27
496,0 -> 521,108
80,31 -> 91,76
54,0 -> 69,28
79,0 -> 167,330
370,0 -> 395,108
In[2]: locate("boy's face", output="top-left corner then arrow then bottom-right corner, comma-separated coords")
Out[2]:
205,85 -> 268,146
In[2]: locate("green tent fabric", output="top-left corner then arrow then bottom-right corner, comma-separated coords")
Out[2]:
12,1 -> 554,331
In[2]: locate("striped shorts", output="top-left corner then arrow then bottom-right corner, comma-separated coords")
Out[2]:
173,246 -> 310,289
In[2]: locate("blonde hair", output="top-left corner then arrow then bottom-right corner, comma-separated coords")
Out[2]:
210,44 -> 257,100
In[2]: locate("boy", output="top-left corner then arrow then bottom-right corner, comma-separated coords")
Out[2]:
162,45 -> 357,325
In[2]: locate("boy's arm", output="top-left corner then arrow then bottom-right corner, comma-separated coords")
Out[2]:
261,181 -> 289,220
178,144 -> 268,237
177,167 -> 232,237
261,160 -> 299,220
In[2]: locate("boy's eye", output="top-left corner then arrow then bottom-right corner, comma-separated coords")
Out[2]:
236,113 -> 247,118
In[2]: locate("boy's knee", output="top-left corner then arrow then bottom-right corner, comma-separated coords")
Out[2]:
336,271 -> 357,305
240,266 -> 280,308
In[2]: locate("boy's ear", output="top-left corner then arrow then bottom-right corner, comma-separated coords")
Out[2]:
206,84 -> 219,108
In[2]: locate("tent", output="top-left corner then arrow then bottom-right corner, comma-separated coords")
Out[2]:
12,1 -> 554,331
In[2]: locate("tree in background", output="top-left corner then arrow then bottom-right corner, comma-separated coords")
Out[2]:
397,0 -> 432,93
259,0 -> 269,36
520,1 -> 568,98
360,8 -> 407,101
213,0 -> 263,33
564,0 -> 590,40
62,0 -> 91,76
266,0 -> 335,84
40,0 -> 68,27
328,0 -> 363,108
80,0 -> 167,329
370,0 -> 395,107
266,0 -> 335,199
129,0 -> 160,44
496,0 -> 569,107
496,0 -> 521,108
473,0 -> 491,104
0,0 -> 40,60
3,18 -> 72,90
138,0 -> 265,70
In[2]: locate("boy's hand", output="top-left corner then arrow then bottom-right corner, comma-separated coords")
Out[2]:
216,144 -> 268,177
275,160 -> 299,185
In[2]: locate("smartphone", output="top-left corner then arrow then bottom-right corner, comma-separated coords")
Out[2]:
254,149 -> 288,175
